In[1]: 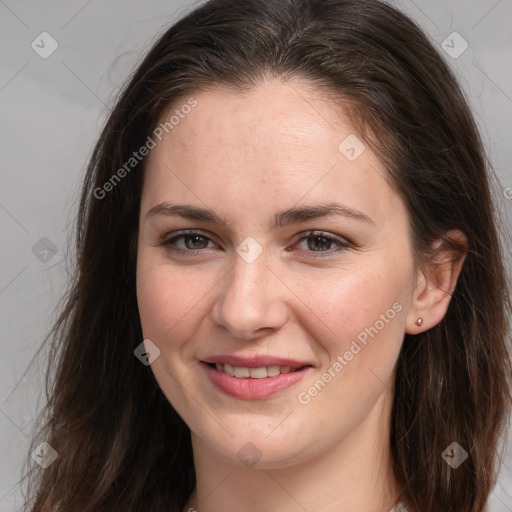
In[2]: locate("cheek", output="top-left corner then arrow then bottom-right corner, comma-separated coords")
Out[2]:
137,248 -> 223,379
136,253 -> 218,357
290,263 -> 409,410
297,267 -> 407,348
291,273 -> 406,429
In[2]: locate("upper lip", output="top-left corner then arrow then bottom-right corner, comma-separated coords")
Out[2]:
201,355 -> 312,369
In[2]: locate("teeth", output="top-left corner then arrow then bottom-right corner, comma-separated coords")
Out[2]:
267,366 -> 280,377
249,367 -> 267,379
213,363 -> 298,378
233,366 -> 250,378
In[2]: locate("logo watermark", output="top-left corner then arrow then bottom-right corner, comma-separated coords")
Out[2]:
441,442 -> 468,469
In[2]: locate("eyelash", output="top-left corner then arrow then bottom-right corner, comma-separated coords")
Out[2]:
159,229 -> 352,258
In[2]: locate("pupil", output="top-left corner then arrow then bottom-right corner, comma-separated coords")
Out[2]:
308,236 -> 331,251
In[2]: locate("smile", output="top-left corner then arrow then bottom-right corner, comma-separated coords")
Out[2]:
201,358 -> 313,400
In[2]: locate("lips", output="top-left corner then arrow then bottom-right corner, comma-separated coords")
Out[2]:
201,355 -> 313,399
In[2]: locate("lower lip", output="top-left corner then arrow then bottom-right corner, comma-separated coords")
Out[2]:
201,362 -> 312,400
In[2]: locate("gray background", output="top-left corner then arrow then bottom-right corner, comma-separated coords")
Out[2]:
0,1 -> 511,510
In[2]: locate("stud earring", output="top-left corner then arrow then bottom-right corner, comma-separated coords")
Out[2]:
415,317 -> 423,327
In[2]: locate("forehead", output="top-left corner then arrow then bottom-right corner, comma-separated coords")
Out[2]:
142,80 -> 405,229
164,80 -> 349,158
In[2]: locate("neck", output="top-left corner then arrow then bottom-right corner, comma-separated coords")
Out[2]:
184,388 -> 401,512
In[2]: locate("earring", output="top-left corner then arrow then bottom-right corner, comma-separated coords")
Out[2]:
415,317 -> 423,327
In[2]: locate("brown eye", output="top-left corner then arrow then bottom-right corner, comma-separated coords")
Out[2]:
294,231 -> 351,257
181,234 -> 210,250
306,235 -> 334,251
161,230 -> 217,254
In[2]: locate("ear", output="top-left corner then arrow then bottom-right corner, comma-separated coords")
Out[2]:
406,230 -> 468,335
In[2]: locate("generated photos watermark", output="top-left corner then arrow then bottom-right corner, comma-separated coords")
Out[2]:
297,301 -> 403,404
93,97 -> 198,200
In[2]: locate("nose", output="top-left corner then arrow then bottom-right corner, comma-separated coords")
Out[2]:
211,251 -> 289,340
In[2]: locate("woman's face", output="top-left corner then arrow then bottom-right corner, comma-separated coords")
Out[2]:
136,80 -> 417,468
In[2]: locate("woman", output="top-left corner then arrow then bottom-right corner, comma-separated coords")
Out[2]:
24,0 -> 512,511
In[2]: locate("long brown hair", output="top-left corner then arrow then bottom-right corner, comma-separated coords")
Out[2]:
23,1 -> 512,511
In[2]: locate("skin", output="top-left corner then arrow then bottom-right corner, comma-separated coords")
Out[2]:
136,79 -> 466,512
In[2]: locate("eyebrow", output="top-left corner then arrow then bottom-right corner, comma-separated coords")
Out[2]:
145,202 -> 375,229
